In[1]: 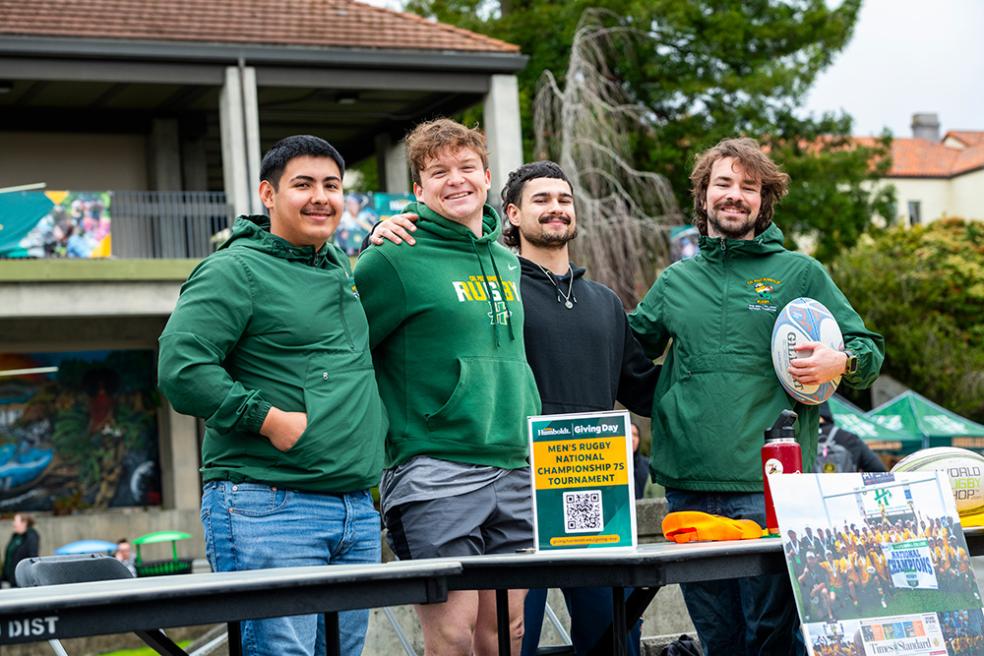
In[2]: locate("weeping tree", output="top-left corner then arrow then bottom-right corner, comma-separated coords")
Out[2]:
534,9 -> 684,307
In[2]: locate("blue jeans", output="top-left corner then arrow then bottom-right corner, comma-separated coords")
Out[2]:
521,587 -> 641,656
664,489 -> 806,656
201,481 -> 381,656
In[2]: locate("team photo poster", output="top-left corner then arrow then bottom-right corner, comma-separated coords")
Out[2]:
772,472 -> 984,656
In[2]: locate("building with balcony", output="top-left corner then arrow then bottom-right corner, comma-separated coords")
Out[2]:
0,0 -> 526,553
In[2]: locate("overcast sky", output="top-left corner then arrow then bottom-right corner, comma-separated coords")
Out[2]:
363,0 -> 984,138
802,0 -> 984,137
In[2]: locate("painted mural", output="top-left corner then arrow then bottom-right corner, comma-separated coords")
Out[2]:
0,351 -> 161,513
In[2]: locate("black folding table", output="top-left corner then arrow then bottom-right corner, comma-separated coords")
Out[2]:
0,559 -> 460,652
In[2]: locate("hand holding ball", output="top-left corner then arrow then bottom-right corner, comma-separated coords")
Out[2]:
771,298 -> 844,405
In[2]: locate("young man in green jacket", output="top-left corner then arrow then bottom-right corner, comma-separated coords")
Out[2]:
354,119 -> 541,656
158,135 -> 387,656
628,137 -> 884,655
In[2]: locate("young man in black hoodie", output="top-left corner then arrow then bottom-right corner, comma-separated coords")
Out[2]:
371,160 -> 659,655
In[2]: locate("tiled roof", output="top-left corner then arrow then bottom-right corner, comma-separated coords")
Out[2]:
945,131 -> 984,148
885,133 -> 984,178
0,0 -> 518,53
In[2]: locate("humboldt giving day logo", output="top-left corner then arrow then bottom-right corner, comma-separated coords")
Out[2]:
747,277 -> 782,312
451,275 -> 517,326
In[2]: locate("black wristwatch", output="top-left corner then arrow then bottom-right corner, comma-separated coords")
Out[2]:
843,350 -> 858,375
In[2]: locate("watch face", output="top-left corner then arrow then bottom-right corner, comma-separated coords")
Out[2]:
846,351 -> 858,374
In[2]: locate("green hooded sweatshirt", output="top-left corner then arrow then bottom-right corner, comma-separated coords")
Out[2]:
629,223 -> 884,492
158,215 -> 387,493
354,201 -> 541,470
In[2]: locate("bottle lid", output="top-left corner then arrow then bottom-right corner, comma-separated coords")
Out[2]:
764,409 -> 798,441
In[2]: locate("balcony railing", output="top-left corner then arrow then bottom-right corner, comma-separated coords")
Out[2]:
112,191 -> 234,259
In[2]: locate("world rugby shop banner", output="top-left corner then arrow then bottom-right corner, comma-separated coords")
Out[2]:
771,472 -> 984,656
528,410 -> 637,552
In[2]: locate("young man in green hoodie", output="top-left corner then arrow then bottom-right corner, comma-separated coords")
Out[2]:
354,119 -> 541,656
628,137 -> 884,655
158,135 -> 387,656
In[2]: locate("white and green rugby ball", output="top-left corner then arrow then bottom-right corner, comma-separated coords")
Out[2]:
892,447 -> 984,516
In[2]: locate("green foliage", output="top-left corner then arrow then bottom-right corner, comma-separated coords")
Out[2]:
402,0 -> 893,260
830,219 -> 984,422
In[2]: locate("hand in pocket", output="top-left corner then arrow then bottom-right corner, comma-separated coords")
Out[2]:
261,408 -> 308,452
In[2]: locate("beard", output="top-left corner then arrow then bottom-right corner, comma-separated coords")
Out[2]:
520,215 -> 578,248
706,201 -> 757,239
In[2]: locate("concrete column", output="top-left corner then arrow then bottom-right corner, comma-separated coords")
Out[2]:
241,66 -> 262,214
219,65 -> 262,215
375,134 -> 410,194
158,398 -> 201,511
148,118 -> 182,191
483,74 -> 523,204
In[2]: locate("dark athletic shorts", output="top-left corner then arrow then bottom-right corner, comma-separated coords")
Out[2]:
384,467 -> 533,560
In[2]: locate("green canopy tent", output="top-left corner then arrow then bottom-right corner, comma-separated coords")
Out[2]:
868,390 -> 984,451
827,394 -> 923,453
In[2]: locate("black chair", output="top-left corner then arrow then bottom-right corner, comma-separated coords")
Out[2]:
15,554 -> 190,656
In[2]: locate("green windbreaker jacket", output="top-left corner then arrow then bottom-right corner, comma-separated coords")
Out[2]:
629,223 -> 884,492
158,216 -> 387,493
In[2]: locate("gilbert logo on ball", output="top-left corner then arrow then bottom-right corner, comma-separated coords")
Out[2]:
770,297 -> 844,405
892,447 -> 984,517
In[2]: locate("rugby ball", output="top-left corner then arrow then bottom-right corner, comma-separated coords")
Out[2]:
770,298 -> 844,405
892,447 -> 984,517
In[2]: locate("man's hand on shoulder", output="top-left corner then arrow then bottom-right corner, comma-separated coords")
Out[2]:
789,342 -> 849,385
369,213 -> 419,246
260,407 -> 307,452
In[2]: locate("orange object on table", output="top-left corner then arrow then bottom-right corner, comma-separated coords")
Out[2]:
662,511 -> 765,543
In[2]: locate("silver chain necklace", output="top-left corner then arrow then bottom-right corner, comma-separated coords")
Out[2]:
534,262 -> 576,309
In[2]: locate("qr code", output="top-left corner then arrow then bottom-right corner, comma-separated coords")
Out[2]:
563,490 -> 603,533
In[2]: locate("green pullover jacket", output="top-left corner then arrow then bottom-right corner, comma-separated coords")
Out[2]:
354,202 -> 541,470
158,216 -> 387,493
629,223 -> 884,492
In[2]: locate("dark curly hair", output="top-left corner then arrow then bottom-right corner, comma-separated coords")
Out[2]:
690,137 -> 790,236
500,161 -> 572,248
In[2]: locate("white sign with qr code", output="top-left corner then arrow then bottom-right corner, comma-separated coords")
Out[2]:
563,490 -> 603,533
528,410 -> 637,552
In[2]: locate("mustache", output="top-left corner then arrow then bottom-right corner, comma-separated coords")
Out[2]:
713,200 -> 750,213
538,213 -> 572,225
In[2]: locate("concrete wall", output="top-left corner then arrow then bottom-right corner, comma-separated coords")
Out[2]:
0,131 -> 148,190
9,507 -> 204,561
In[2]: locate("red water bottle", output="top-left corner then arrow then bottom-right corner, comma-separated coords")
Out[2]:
762,409 -> 802,536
